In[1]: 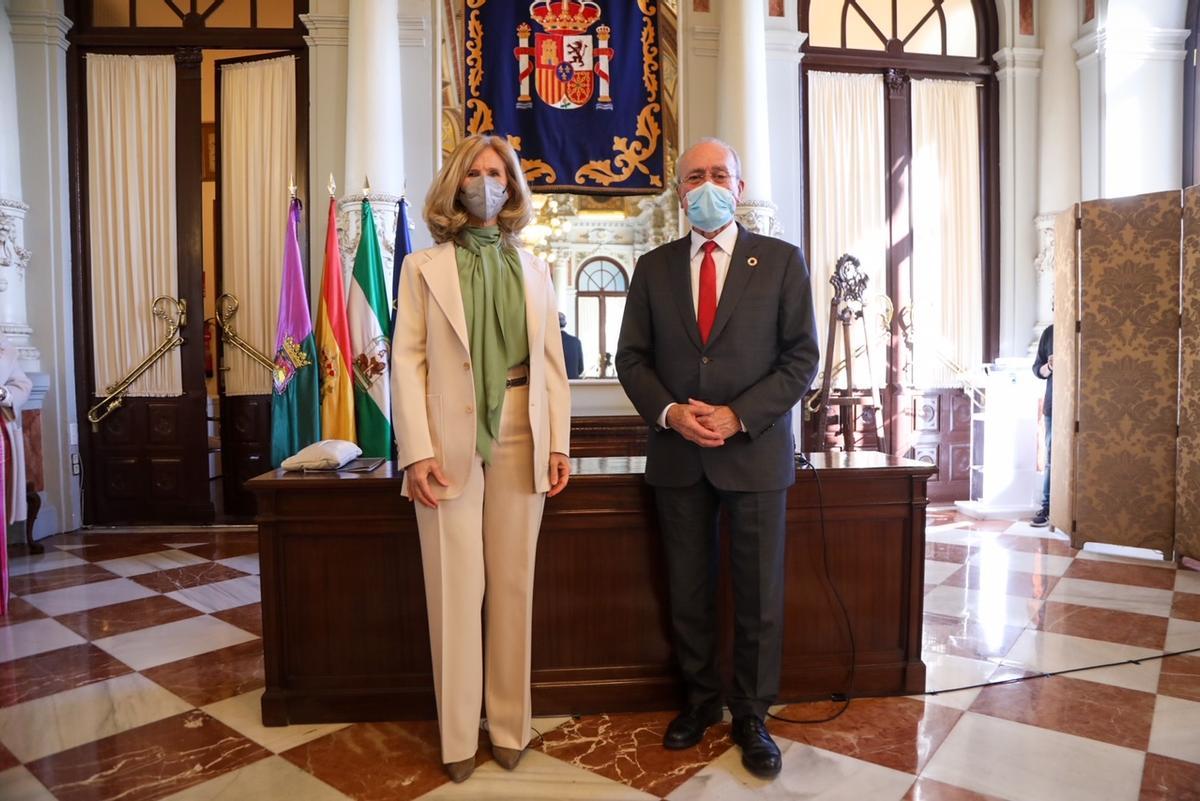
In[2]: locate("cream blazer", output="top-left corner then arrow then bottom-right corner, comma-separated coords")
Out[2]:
391,241 -> 571,500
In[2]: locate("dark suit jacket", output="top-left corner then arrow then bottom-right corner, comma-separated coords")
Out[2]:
616,225 -> 820,492
560,330 -> 585,379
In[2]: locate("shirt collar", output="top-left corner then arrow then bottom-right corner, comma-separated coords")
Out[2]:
689,222 -> 739,259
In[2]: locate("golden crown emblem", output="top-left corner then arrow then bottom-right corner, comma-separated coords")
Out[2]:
529,0 -> 602,33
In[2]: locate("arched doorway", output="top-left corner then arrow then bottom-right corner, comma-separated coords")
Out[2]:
575,257 -> 629,379
801,0 -> 1000,500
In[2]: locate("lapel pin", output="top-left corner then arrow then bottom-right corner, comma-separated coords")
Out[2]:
747,257 -> 758,268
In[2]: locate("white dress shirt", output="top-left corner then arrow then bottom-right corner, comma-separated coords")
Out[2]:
657,223 -> 741,429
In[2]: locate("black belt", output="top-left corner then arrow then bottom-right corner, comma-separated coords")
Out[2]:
505,375 -> 528,389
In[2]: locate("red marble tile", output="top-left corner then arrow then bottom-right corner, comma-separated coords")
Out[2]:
1063,559 -> 1176,590
282,721 -> 486,801
25,710 -> 270,801
904,777 -> 1007,801
970,675 -> 1155,750
536,711 -> 732,798
8,563 -> 119,595
995,534 -> 1077,557
180,539 -> 259,561
130,563 -> 248,593
0,643 -> 132,707
771,696 -> 961,774
1031,601 -> 1168,649
942,565 -> 1059,599
0,740 -> 18,772
1158,654 -> 1200,704
211,602 -> 263,637
76,539 -> 184,563
926,542 -> 971,563
54,594 -> 203,640
142,639 -> 264,707
1173,592 -> 1200,622
923,612 -> 1024,660
0,596 -> 46,627
1139,753 -> 1200,801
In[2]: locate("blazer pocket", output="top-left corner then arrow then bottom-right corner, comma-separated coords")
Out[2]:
425,394 -> 444,464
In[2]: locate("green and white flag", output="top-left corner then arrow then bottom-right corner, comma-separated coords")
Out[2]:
348,199 -> 392,457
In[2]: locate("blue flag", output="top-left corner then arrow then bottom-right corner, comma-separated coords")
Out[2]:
390,197 -> 413,339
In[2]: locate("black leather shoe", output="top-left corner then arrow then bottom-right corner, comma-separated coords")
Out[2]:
731,716 -> 782,779
663,705 -> 723,750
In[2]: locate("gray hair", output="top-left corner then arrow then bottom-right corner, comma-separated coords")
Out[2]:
675,137 -> 742,187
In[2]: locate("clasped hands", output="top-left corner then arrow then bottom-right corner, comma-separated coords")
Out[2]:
667,398 -> 741,448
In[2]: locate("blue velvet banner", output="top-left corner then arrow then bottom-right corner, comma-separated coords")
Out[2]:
465,0 -> 663,194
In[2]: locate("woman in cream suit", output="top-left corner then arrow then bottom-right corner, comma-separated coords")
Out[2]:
391,134 -> 571,782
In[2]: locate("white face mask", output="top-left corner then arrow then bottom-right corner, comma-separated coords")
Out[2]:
459,175 -> 509,222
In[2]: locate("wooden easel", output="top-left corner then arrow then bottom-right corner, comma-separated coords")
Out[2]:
810,254 -> 885,451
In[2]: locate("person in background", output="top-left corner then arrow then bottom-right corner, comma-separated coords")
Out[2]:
391,134 -> 571,783
1032,323 -> 1053,527
559,312 -> 584,380
0,338 -> 32,615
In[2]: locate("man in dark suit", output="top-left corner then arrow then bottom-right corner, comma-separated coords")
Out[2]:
615,138 -> 819,779
559,312 -> 585,379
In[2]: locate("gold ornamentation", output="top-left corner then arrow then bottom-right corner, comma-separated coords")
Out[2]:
574,103 -> 662,187
466,98 -> 494,135
506,134 -> 522,150
522,159 -> 558,184
282,336 -> 312,369
466,9 -> 485,99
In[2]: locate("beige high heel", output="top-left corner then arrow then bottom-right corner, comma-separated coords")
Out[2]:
492,746 -> 525,770
445,757 -> 475,783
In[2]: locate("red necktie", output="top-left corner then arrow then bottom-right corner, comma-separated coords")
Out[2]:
697,240 -> 718,344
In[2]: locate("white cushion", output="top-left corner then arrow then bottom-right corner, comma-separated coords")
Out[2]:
280,439 -> 362,471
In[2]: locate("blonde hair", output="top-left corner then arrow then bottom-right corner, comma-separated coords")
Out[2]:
424,135 -> 533,249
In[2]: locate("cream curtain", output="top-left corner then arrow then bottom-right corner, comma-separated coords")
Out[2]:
221,55 -> 296,396
806,71 -> 888,387
87,54 -> 181,396
910,78 -> 983,388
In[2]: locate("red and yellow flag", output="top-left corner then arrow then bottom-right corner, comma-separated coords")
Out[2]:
315,197 -> 356,442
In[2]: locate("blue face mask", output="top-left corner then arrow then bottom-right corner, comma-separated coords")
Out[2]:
684,181 -> 737,232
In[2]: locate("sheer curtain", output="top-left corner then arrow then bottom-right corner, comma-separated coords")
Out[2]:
221,55 -> 296,396
87,54 -> 181,396
910,78 -> 983,388
806,71 -> 888,386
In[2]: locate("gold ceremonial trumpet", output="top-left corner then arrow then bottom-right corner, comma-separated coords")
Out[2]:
215,293 -> 276,372
87,296 -> 187,429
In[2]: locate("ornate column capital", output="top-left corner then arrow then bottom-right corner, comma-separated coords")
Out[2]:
736,199 -> 781,237
6,8 -> 71,52
301,13 -> 349,47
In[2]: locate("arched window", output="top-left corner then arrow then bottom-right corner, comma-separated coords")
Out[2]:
575,258 -> 629,379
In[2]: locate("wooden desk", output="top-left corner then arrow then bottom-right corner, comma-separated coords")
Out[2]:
249,453 -> 935,725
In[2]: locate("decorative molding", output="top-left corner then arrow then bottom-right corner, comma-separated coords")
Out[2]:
994,47 -> 1043,78
736,199 -> 781,237
300,13 -> 350,47
885,68 -> 909,98
690,25 -> 719,58
397,15 -> 428,47
764,29 -> 806,64
1033,214 -> 1057,275
6,9 -> 71,51
1074,28 -> 1190,63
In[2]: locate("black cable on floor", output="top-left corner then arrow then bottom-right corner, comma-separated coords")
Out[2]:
768,456 -> 857,725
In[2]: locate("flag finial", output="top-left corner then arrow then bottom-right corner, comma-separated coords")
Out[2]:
327,173 -> 336,197
363,175 -> 371,197
288,175 -> 297,199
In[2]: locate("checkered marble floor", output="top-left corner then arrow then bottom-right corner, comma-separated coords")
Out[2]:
1,515 -> 1199,801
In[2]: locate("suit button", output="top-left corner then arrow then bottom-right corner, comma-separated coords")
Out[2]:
462,362 -> 470,371
701,356 -> 711,365
466,405 -> 473,414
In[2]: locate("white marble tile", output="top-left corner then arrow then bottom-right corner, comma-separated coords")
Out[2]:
163,542 -> 207,549
202,690 -> 347,753
0,672 -> 191,763
919,653 -> 998,710
22,578 -> 158,616
1077,542 -> 1173,568
1003,521 -> 1072,541
51,544 -> 97,551
530,716 -> 575,740
923,527 -> 986,547
0,618 -> 86,663
216,554 -> 260,575
95,549 -> 210,577
923,712 -> 1143,801
922,560 -> 962,584
1148,694 -> 1200,766
159,756 -> 350,801
6,550 -> 87,577
422,749 -> 658,799
1167,618 -> 1200,651
923,584 -> 1043,629
667,738 -> 914,801
967,548 -> 1074,576
1176,570 -> 1200,594
1047,577 -> 1174,618
168,576 -> 261,614
925,521 -> 973,535
0,766 -> 58,801
1001,630 -> 1162,693
94,615 -> 257,670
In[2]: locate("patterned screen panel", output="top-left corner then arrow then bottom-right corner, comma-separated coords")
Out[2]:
1049,206 -> 1077,534
1074,192 -> 1181,554
1179,187 -> 1200,561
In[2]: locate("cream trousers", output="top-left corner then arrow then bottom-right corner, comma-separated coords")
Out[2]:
414,377 -> 545,763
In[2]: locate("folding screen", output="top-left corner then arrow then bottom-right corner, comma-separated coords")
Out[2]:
1048,207 -> 1077,534
1180,187 -> 1200,560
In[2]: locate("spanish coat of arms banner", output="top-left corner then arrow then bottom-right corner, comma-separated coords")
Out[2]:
464,0 -> 664,194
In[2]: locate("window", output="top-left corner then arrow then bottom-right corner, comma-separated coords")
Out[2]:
575,258 -> 629,379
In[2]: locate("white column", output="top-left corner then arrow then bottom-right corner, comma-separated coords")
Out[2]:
715,0 -> 777,235
301,0 -> 349,318
995,47 -> 1042,357
9,0 -> 79,538
0,4 -> 36,372
765,20 -> 805,241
